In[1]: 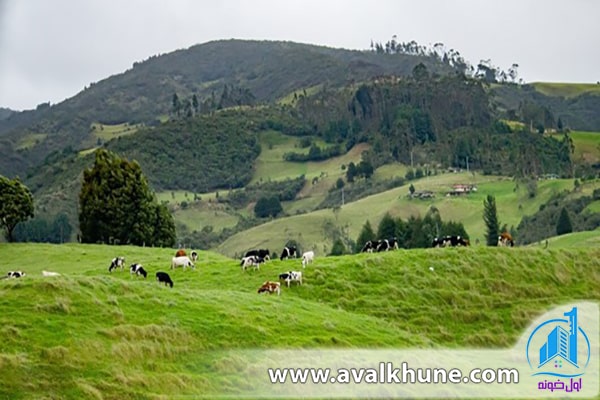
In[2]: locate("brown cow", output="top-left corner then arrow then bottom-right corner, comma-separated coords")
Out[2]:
258,281 -> 281,296
498,232 -> 514,247
175,249 -> 187,257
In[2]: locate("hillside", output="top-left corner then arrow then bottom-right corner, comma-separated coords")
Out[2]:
0,243 -> 598,397
0,39 -> 451,177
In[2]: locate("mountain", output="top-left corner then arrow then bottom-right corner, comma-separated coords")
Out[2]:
0,39 -> 452,177
0,107 -> 15,120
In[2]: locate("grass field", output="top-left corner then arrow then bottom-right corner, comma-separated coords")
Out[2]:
215,173 -> 584,257
531,82 -> 600,98
15,133 -> 48,150
0,243 -> 598,398
557,130 -> 600,164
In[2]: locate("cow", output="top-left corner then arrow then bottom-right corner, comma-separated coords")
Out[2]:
432,237 -> 444,248
156,271 -> 173,288
6,271 -> 25,278
280,246 -> 297,260
244,249 -> 270,261
175,249 -> 187,257
376,238 -> 399,252
108,257 -> 125,273
190,251 -> 198,262
361,240 -> 380,253
433,236 -> 469,247
240,255 -> 264,271
498,232 -> 514,247
279,271 -> 303,287
130,263 -> 147,278
301,251 -> 314,268
42,271 -> 60,277
257,281 -> 281,296
171,256 -> 195,270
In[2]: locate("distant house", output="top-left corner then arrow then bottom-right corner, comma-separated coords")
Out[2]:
446,184 -> 477,197
538,174 -> 559,180
410,190 -> 435,199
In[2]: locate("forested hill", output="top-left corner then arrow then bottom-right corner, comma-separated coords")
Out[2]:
0,40 -> 450,177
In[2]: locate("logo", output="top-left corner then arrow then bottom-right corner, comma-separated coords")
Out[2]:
526,307 -> 591,393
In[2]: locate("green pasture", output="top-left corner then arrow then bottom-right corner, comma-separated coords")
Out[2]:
276,84 -> 323,105
216,173 -> 581,256
0,243 -> 598,398
90,122 -> 141,141
559,130 -> 600,163
531,81 -> 600,98
15,133 -> 47,150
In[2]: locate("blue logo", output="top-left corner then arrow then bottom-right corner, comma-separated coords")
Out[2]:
526,307 -> 591,378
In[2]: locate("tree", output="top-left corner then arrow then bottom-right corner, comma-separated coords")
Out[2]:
483,195 -> 500,246
254,196 -> 282,218
409,184 -> 416,195
171,93 -> 181,117
355,220 -> 376,252
335,178 -> 345,190
329,238 -> 347,256
0,175 -> 34,242
556,207 -> 573,235
412,62 -> 429,81
79,149 -> 176,246
377,212 -> 397,240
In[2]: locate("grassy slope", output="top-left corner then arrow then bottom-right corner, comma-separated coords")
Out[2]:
0,243 -> 598,398
531,82 -> 600,98
215,173 -> 580,257
557,130 -> 600,164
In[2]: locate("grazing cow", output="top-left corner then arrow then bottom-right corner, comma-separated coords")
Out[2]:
42,271 -> 60,277
434,236 -> 469,247
376,238 -> 399,252
108,257 -> 125,273
280,246 -> 297,260
301,251 -> 314,268
156,272 -> 173,288
245,249 -> 271,261
279,271 -> 303,287
498,232 -> 514,247
171,256 -> 195,270
361,240 -> 380,253
129,263 -> 147,278
240,255 -> 264,271
175,249 -> 187,257
6,271 -> 26,278
190,251 -> 198,262
258,281 -> 281,296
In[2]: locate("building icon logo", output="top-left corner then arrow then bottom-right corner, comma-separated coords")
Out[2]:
526,307 -> 591,378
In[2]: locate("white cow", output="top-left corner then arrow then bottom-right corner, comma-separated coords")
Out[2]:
171,256 -> 195,270
42,271 -> 60,277
301,251 -> 314,268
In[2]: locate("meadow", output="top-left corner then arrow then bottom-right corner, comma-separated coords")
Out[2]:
0,243 -> 598,398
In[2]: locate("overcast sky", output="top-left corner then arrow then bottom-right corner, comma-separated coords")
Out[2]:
0,0 -> 598,111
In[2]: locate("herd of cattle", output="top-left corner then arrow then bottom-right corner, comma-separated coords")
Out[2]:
2,233 -> 514,289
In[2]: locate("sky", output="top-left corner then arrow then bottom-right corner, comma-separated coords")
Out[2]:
0,0 -> 598,111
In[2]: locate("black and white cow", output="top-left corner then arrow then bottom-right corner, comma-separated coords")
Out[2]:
130,263 -> 147,278
278,271 -> 303,287
280,246 -> 297,260
361,240 -> 380,253
156,271 -> 173,288
376,238 -> 399,252
434,235 -> 469,247
190,251 -> 198,262
108,256 -> 125,273
240,255 -> 264,271
6,271 -> 26,278
245,249 -> 270,261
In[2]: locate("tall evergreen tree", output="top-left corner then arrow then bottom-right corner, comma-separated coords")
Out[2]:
483,195 -> 500,246
556,207 -> 573,235
355,220 -> 376,252
79,149 -> 175,246
377,212 -> 397,240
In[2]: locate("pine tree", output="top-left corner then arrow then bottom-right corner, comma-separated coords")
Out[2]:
483,194 -> 500,246
377,212 -> 397,240
0,175 -> 34,242
355,220 -> 376,252
556,207 -> 573,235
